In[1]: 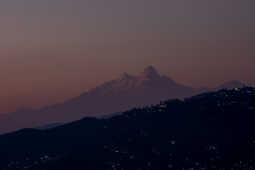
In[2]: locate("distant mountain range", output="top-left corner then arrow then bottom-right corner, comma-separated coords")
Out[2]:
0,66 -> 245,133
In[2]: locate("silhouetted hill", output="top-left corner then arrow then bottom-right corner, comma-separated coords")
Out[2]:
0,66 -> 246,133
0,87 -> 254,170
35,123 -> 64,130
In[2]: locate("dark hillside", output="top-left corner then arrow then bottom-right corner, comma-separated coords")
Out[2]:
0,87 -> 255,170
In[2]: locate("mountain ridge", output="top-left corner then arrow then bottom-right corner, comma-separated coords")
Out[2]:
0,66 -> 245,133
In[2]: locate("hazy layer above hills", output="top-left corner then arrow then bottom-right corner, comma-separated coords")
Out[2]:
0,66 -> 245,133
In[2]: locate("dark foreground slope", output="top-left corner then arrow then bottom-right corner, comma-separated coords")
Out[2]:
0,87 -> 255,170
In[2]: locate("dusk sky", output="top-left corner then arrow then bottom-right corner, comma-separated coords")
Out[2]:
1,0 -> 255,113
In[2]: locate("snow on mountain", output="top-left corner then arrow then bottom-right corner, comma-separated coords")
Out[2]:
0,66 -> 245,133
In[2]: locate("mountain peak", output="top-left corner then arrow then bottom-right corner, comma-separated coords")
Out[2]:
217,80 -> 245,89
140,66 -> 160,79
121,72 -> 133,79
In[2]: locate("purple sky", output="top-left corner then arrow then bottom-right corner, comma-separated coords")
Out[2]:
0,0 -> 255,113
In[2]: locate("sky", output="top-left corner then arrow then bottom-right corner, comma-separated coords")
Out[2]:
0,0 -> 255,113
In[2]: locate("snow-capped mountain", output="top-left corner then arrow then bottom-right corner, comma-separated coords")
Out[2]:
0,66 -> 245,133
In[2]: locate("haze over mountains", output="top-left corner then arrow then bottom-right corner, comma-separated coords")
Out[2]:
0,66 -> 245,133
